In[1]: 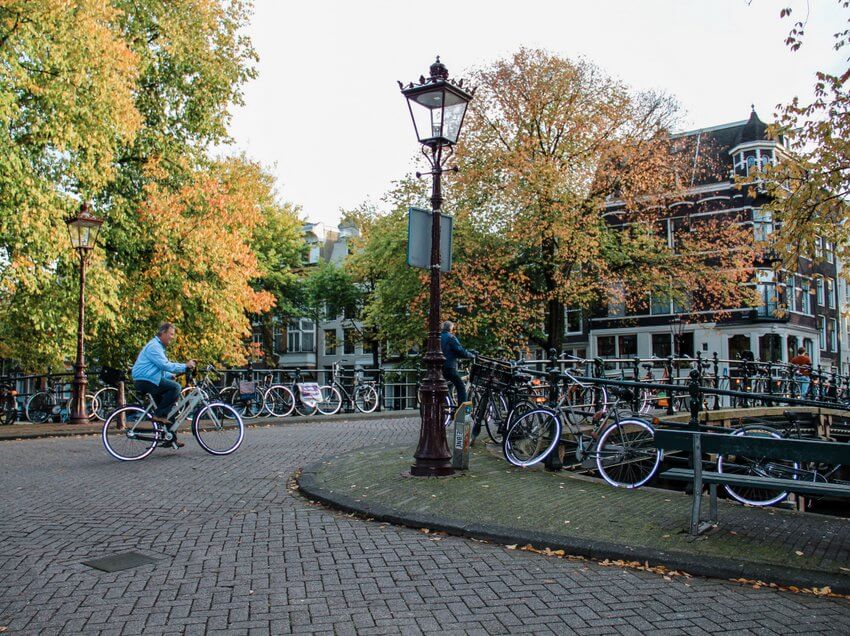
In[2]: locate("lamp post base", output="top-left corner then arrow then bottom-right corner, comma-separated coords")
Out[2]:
69,362 -> 89,426
409,459 -> 455,477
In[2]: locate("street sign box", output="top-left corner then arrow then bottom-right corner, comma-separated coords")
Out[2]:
407,207 -> 452,273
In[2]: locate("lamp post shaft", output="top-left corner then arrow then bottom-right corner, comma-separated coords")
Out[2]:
411,145 -> 453,477
70,251 -> 89,425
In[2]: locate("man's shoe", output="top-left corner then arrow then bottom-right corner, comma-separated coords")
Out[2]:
169,440 -> 185,449
151,416 -> 171,427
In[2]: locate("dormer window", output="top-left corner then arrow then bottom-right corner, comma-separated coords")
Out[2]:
733,147 -> 774,177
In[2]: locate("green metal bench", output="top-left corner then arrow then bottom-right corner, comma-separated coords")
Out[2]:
654,428 -> 850,535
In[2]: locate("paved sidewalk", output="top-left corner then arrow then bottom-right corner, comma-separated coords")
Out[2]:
2,417 -> 849,634
0,408 -> 416,441
299,442 -> 850,594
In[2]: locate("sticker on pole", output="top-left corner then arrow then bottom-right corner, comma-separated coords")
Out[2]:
407,207 -> 453,272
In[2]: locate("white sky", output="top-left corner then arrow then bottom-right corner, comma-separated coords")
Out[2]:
225,0 -> 847,227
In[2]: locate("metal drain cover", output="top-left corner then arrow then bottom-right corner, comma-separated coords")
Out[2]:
82,551 -> 158,572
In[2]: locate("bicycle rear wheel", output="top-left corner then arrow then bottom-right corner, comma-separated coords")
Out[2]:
316,385 -> 342,415
716,426 -> 797,506
479,392 -> 508,443
595,418 -> 661,489
354,384 -> 379,413
102,406 -> 158,461
93,387 -> 118,421
193,402 -> 244,455
264,385 -> 295,417
503,408 -> 561,468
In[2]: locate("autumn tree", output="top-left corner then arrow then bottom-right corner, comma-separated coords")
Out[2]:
451,48 -> 758,352
751,2 -> 850,268
0,0 -> 283,370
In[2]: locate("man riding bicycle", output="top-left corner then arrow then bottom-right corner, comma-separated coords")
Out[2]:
131,322 -> 196,448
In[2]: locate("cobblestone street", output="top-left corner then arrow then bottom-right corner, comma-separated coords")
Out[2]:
1,416 -> 849,635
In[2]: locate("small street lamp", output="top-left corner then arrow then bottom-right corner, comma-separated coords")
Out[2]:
399,57 -> 474,476
65,202 -> 103,425
670,314 -> 685,358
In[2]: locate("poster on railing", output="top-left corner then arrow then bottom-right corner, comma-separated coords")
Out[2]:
297,382 -> 322,407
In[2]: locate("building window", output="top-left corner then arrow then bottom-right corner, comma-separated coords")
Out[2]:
753,209 -> 773,242
800,280 -> 812,315
324,329 -> 337,356
650,292 -> 669,316
755,269 -> 778,317
288,319 -> 315,353
597,336 -> 616,358
618,335 -> 637,358
826,241 -> 835,263
815,237 -> 823,259
273,321 -> 285,354
652,333 -> 672,358
343,328 -> 356,355
363,338 -> 374,354
818,316 -> 827,350
828,278 -> 836,309
785,275 -> 797,313
829,318 -> 838,352
565,308 -> 583,335
607,283 -> 625,318
804,338 -> 814,359
816,278 -> 825,306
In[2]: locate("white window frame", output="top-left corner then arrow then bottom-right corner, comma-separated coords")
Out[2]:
564,307 -> 583,335
816,278 -> 825,306
829,318 -> 838,352
818,316 -> 827,350
828,278 -> 836,309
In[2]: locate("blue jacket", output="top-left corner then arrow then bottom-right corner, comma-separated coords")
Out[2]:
440,332 -> 473,370
131,337 -> 186,385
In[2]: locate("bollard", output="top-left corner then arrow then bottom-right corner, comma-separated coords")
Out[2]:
688,369 -> 701,430
451,402 -> 473,470
712,352 -> 720,410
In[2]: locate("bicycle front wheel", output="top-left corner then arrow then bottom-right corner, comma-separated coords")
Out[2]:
316,385 -> 342,415
25,391 -> 54,423
354,385 -> 379,413
264,385 -> 295,417
102,406 -> 158,461
717,426 -> 796,506
503,409 -> 561,468
193,402 -> 244,455
595,418 -> 661,489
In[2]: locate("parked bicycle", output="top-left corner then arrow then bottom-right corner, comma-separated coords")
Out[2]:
315,361 -> 379,415
25,370 -> 95,423
503,380 -> 662,489
0,382 -> 18,425
716,411 -> 850,507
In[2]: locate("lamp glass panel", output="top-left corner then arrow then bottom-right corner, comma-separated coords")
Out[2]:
442,101 -> 467,143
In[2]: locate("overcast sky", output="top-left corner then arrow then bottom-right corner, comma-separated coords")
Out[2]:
224,0 -> 847,227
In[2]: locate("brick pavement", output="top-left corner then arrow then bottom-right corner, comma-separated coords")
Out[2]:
0,417 -> 848,634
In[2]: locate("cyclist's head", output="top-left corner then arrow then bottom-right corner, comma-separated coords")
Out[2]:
157,322 -> 176,346
441,321 -> 454,333
797,347 -> 807,355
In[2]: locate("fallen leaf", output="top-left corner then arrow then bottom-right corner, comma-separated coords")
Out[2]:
795,551 -> 804,556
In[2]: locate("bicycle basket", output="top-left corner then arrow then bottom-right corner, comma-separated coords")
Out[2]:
238,380 -> 257,400
470,356 -> 513,390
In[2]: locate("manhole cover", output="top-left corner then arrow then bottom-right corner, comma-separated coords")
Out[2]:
82,551 -> 158,572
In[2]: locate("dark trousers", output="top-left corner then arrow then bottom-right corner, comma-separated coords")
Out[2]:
442,366 -> 467,405
134,379 -> 181,420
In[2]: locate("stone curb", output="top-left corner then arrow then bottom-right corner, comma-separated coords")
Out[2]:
298,451 -> 850,595
0,409 -> 419,441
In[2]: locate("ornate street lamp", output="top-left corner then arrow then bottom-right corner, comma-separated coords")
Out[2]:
670,314 -> 685,358
399,57 -> 474,476
65,202 -> 103,425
